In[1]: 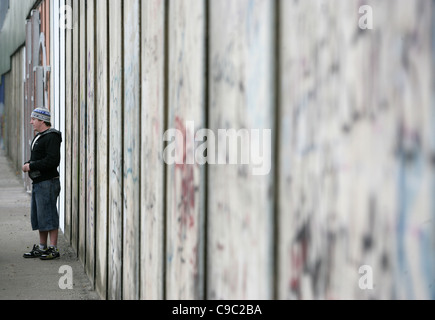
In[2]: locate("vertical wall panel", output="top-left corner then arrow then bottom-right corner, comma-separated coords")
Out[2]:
58,0 -> 66,235
108,0 -> 123,300
15,52 -> 24,172
431,0 -> 435,300
50,0 -> 58,129
277,0 -> 435,300
389,0 -> 434,300
13,54 -> 18,172
166,0 -> 206,300
86,0 -> 96,286
96,0 -> 109,299
278,0 -> 338,300
20,49 -> 25,172
12,54 -> 16,171
24,20 -> 32,192
50,0 -> 64,233
64,0 -> 73,243
7,66 -> 11,161
78,0 -> 86,264
53,0 -> 67,234
123,0 -> 141,300
207,0 -> 275,300
277,0 -> 379,300
140,0 -> 165,300
11,56 -> 16,167
0,75 -> 4,150
4,72 -> 10,157
71,0 -> 79,253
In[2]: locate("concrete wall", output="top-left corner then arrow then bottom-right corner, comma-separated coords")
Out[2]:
2,48 -> 25,174
1,0 -> 435,300
277,0 -> 435,300
0,75 -> 5,149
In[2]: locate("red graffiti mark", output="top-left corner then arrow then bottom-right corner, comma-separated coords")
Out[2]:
175,116 -> 195,231
289,224 -> 310,298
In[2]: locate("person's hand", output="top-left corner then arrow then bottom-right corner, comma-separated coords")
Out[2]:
22,163 -> 30,173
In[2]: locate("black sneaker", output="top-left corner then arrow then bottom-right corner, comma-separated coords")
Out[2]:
40,246 -> 60,260
23,244 -> 48,258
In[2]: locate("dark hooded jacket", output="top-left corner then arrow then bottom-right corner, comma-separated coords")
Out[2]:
26,128 -> 62,184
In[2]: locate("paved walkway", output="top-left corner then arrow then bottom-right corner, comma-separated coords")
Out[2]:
0,150 -> 99,300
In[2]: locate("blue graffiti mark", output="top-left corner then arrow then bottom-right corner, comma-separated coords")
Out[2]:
396,128 -> 423,299
430,1 -> 435,300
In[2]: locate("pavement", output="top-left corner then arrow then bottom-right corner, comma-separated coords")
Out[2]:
0,150 -> 100,300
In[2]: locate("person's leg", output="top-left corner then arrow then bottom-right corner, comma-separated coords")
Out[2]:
49,229 -> 58,247
24,183 -> 48,258
35,181 -> 51,250
39,230 -> 48,247
30,184 -> 39,231
39,179 -> 61,260
48,179 -> 60,248
40,229 -> 60,260
38,179 -> 60,242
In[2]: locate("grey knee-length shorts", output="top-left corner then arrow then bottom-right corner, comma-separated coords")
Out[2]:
31,178 -> 61,231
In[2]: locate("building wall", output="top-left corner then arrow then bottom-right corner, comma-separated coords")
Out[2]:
2,48 -> 25,175
1,0 -> 435,300
0,75 -> 5,149
0,0 -> 36,76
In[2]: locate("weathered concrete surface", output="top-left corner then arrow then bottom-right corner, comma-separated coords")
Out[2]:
0,150 -> 99,300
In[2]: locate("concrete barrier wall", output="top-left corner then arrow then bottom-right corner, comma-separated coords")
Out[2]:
0,75 -> 5,150
208,0 -> 275,299
140,0 -> 165,300
277,0 -> 435,300
2,0 -> 435,300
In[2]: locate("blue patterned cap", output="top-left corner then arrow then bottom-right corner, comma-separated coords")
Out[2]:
31,107 -> 51,122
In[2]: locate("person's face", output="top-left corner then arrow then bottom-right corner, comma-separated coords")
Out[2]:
30,117 -> 44,133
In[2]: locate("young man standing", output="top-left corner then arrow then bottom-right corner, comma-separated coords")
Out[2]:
22,107 -> 62,260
